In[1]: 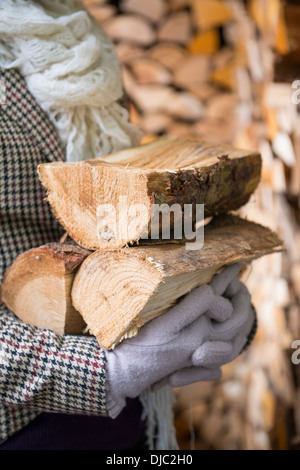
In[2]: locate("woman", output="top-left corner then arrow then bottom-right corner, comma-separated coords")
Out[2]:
0,0 -> 256,450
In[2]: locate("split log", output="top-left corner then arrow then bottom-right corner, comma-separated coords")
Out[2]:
148,43 -> 187,71
115,43 -> 145,63
188,29 -> 220,55
121,68 -> 205,119
158,12 -> 192,44
168,121 -> 196,138
139,112 -> 172,134
173,55 -> 211,87
276,2 -> 290,55
102,15 -> 156,46
183,83 -> 217,101
192,0 -> 233,30
127,102 -> 141,128
71,215 -> 283,349
167,0 -> 191,11
291,140 -> 300,197
38,136 -> 262,250
212,60 -> 238,90
164,91 -> 205,120
87,4 -> 117,23
271,159 -> 286,193
82,0 -> 106,4
211,49 -> 241,89
292,262 -> 300,300
129,58 -> 172,85
213,48 -> 235,70
272,132 -> 296,167
0,244 -> 89,335
82,0 -> 106,7
126,84 -> 205,119
120,0 -> 167,23
206,93 -> 238,122
263,82 -> 294,110
192,119 -> 236,145
248,0 -> 289,55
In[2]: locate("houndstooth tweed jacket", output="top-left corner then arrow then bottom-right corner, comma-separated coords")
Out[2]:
0,68 -> 107,444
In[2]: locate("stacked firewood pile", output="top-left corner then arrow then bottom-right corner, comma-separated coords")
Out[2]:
82,0 -> 300,450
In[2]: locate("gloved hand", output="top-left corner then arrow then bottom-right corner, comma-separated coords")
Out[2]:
106,264 -> 256,418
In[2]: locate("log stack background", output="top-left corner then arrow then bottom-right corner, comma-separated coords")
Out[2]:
82,0 -> 300,450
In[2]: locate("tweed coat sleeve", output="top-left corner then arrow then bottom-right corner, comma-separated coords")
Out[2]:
0,68 -> 107,441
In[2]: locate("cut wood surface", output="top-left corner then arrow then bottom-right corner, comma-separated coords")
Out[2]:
129,58 -> 172,85
102,15 -> 156,45
120,0 -> 167,23
148,43 -> 187,71
158,11 -> 192,44
88,4 -> 116,23
115,43 -> 145,63
212,60 -> 237,90
71,215 -> 283,350
173,55 -> 211,87
122,65 -> 205,119
38,137 -> 262,250
140,112 -> 172,134
126,83 -> 205,119
192,0 -> 233,30
188,29 -> 220,55
0,244 -> 89,335
168,0 -> 190,11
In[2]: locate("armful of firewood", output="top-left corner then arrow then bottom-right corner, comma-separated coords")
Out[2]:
0,215 -> 281,350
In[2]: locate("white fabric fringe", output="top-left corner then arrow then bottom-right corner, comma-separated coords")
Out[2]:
140,387 -> 179,450
0,0 -> 142,162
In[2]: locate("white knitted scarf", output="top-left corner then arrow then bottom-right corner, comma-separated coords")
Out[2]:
0,0 -> 142,161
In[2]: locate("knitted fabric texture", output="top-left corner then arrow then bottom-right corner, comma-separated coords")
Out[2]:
0,0 -> 142,162
0,68 -> 107,445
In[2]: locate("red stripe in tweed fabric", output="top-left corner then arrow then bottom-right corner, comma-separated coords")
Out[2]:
0,68 -> 107,444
